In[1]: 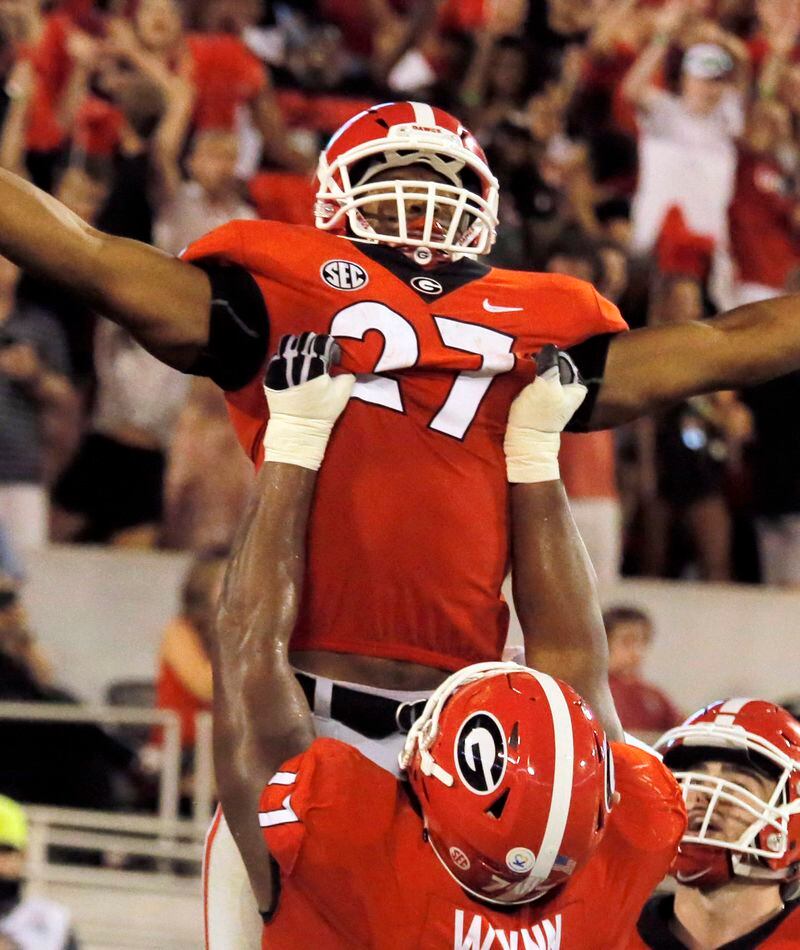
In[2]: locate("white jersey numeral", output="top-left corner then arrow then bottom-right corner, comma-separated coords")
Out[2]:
329,303 -> 516,438
429,318 -> 515,438
330,301 -> 419,413
259,794 -> 299,828
259,772 -> 299,828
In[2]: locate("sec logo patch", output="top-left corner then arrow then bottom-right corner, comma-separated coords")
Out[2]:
449,847 -> 471,870
321,259 -> 369,291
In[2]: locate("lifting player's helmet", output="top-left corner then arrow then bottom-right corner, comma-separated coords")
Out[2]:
399,662 -> 614,905
656,698 -> 800,888
314,101 -> 499,263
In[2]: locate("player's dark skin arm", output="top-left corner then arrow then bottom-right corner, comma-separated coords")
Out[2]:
511,479 -> 624,742
212,462 -> 317,910
0,168 -> 211,370
589,298 -> 800,429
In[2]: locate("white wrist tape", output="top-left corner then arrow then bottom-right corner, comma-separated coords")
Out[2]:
503,370 -> 587,484
263,415 -> 336,471
504,428 -> 561,483
263,373 -> 354,471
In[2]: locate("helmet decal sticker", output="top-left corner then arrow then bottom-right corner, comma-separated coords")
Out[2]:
455,711 -> 507,796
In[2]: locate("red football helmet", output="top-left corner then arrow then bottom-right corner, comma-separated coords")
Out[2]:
399,662 -> 614,905
315,101 -> 499,263
656,698 -> 800,888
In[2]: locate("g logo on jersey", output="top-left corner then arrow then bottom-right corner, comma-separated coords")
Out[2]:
321,259 -> 369,291
455,712 -> 507,795
410,275 -> 443,295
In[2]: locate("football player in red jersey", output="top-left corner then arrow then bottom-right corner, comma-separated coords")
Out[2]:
213,331 -> 686,949
631,699 -> 800,949
0,98 -> 795,943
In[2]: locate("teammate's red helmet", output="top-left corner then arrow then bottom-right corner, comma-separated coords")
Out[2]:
315,101 -> 499,263
399,662 -> 614,905
656,698 -> 800,888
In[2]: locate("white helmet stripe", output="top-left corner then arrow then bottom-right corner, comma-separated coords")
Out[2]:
716,697 -> 755,727
527,670 -> 574,882
410,101 -> 437,127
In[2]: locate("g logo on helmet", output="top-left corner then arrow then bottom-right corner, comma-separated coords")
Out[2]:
454,712 -> 507,795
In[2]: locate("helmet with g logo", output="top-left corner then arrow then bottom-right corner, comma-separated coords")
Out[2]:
399,662 -> 614,905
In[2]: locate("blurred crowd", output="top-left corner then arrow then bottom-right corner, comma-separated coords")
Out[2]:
1,0 -> 800,587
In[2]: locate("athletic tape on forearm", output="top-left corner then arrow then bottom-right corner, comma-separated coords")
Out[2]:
263,415 -> 334,471
504,427 -> 561,483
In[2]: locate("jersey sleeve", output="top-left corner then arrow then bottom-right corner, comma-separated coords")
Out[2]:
542,278 -> 627,433
587,743 -> 686,944
179,221 -> 271,391
536,275 -> 628,347
258,739 -> 400,879
610,742 -> 686,853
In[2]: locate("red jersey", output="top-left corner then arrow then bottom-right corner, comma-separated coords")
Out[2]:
729,146 -> 800,290
182,221 -> 626,670
631,894 -> 800,948
186,34 -> 266,130
259,739 -> 686,949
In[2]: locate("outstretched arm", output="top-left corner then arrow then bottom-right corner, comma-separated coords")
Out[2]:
212,334 -> 354,910
588,294 -> 800,429
0,168 -> 211,371
507,347 -> 623,741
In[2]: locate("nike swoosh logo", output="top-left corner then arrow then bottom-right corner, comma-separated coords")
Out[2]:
675,870 -> 708,883
483,299 -> 524,313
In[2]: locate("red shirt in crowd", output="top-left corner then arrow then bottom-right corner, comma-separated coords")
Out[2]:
560,431 -> 619,500
186,33 -> 266,130
21,13 -> 73,152
729,146 -> 800,290
153,619 -> 211,748
609,673 -> 682,735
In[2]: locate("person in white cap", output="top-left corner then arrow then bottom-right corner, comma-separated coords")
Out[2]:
623,1 -> 747,264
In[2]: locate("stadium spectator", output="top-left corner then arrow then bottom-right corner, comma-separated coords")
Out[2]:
743,364 -> 800,588
154,129 -> 256,256
604,604 -> 682,737
110,0 -> 310,171
151,550 -> 224,807
0,576 -> 136,810
162,379 -> 253,551
51,320 -> 188,546
638,226 -> 752,580
0,795 -> 79,949
0,255 -> 74,552
624,4 -> 746,271
154,550 -> 224,751
729,98 -> 800,306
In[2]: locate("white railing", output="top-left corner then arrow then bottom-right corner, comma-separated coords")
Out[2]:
0,702 -> 183,827
0,703 -> 216,892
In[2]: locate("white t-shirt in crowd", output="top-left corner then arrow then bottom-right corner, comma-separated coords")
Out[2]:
154,181 -> 257,258
92,322 -> 189,450
631,88 -> 744,253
